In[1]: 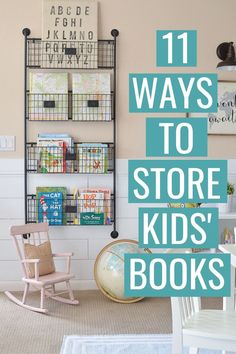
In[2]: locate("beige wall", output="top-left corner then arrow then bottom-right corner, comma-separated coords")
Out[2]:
1,0 -> 236,159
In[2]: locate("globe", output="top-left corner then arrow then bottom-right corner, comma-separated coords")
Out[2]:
94,239 -> 151,304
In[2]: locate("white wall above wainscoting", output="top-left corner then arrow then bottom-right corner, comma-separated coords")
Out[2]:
0,159 -> 235,291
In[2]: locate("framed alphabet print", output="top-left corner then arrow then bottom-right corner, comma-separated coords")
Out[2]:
42,0 -> 98,68
189,81 -> 236,135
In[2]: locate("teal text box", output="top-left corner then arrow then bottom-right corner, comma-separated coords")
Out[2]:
124,253 -> 230,297
129,73 -> 217,113
156,30 -> 197,67
139,208 -> 219,248
146,118 -> 208,157
128,159 -> 227,203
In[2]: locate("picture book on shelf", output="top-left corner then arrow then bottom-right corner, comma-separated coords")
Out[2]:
72,73 -> 111,121
37,134 -> 74,173
36,186 -> 67,225
38,134 -> 74,151
77,143 -> 108,173
37,140 -> 66,173
78,191 -> 105,225
29,73 -> 68,120
79,188 -> 112,225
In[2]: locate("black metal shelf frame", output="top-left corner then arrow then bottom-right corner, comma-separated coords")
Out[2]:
27,38 -> 115,69
27,194 -> 114,226
27,92 -> 113,121
26,142 -> 114,174
23,28 -> 119,238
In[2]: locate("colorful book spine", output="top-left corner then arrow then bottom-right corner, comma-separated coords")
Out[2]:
37,134 -> 74,150
38,133 -> 72,138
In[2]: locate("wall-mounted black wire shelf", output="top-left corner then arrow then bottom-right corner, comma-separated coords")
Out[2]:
27,194 -> 114,226
26,142 -> 114,174
27,39 -> 115,69
23,28 -> 119,238
27,92 -> 113,121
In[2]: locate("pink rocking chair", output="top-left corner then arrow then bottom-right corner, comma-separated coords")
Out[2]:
5,223 -> 79,314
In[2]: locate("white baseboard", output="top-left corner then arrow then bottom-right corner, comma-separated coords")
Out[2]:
0,280 -> 97,292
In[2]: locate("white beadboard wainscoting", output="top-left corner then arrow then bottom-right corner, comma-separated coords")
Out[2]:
0,158 -> 236,291
0,158 -> 138,291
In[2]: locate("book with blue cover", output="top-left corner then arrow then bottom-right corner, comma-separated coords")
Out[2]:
77,143 -> 108,173
36,187 -> 67,225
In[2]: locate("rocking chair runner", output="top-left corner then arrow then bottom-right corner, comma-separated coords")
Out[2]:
5,223 -> 79,314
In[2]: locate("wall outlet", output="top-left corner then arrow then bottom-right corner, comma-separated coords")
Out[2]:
0,136 -> 15,151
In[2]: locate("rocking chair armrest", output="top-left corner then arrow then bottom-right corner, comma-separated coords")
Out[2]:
52,253 -> 73,274
21,259 -> 40,281
52,253 -> 73,258
21,258 -> 40,264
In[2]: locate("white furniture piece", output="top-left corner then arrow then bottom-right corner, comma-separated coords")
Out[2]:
219,244 -> 236,311
171,297 -> 236,354
5,223 -> 79,314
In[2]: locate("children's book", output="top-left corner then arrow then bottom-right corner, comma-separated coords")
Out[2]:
72,73 -> 111,121
37,134 -> 74,172
36,187 -> 67,225
29,73 -> 68,120
38,133 -> 73,142
37,140 -> 66,173
79,188 -> 112,225
77,143 -> 108,173
78,191 -> 104,225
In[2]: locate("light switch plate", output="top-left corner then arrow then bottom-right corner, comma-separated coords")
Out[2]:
0,136 -> 15,151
